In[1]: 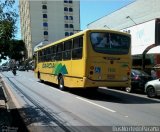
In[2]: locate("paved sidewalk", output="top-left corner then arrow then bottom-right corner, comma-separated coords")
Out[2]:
0,77 -> 6,108
0,74 -> 28,132
0,75 -> 11,130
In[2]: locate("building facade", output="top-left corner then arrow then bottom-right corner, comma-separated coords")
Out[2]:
19,0 -> 80,58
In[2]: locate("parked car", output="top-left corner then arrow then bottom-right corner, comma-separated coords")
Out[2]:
145,78 -> 160,98
2,66 -> 10,71
18,66 -> 26,71
127,69 -> 152,92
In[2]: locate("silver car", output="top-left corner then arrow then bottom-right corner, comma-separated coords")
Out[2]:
145,78 -> 160,98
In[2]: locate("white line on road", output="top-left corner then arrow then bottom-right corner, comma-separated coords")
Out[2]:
76,96 -> 116,113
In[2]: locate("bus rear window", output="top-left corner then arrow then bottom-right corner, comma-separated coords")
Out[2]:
90,32 -> 130,55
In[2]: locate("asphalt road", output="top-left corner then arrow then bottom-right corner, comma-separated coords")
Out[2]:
0,71 -> 160,132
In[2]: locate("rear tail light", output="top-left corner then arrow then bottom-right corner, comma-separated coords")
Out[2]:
127,72 -> 130,76
127,66 -> 131,76
134,75 -> 140,80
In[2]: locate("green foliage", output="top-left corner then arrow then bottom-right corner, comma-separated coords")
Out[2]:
9,40 -> 26,61
0,0 -> 18,61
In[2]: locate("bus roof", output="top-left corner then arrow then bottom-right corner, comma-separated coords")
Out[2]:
34,29 -> 130,52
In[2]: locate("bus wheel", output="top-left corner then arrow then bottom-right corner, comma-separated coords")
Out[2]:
38,72 -> 43,82
58,76 -> 65,91
125,87 -> 132,93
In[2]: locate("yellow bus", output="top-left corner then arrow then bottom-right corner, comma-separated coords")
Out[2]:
34,29 -> 131,90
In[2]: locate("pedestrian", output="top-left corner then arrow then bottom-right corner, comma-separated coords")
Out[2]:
151,69 -> 157,80
26,65 -> 29,72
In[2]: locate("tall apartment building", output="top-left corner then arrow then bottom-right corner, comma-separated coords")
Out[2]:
19,0 -> 80,58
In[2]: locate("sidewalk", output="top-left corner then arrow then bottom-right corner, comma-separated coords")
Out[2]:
0,75 -> 28,132
0,81 -> 6,108
0,76 -> 11,130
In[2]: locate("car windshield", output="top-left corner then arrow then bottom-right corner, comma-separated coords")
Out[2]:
132,69 -> 150,76
90,32 -> 130,55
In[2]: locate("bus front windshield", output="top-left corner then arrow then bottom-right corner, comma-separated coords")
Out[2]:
90,32 -> 130,55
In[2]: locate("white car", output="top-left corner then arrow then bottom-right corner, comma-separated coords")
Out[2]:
2,66 -> 9,71
145,78 -> 160,98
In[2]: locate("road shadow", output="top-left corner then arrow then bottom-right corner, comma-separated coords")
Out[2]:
37,81 -> 160,104
15,106 -> 99,132
0,107 -> 28,132
67,88 -> 160,104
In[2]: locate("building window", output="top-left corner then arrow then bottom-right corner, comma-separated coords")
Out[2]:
43,14 -> 47,18
65,32 -> 69,36
69,0 -> 72,3
64,16 -> 68,20
42,5 -> 47,9
65,24 -> 68,28
69,8 -> 73,12
44,31 -> 48,35
64,0 -> 68,3
64,7 -> 68,11
69,16 -> 73,20
70,24 -> 73,28
43,22 -> 48,27
70,32 -> 73,35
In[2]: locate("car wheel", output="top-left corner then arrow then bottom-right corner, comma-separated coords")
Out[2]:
125,87 -> 132,93
58,76 -> 65,91
146,86 -> 156,98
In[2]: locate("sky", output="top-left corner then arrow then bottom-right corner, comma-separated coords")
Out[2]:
80,0 -> 134,30
1,0 -> 134,65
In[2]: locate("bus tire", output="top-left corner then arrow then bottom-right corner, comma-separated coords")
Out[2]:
125,87 -> 132,93
38,72 -> 44,83
58,75 -> 65,91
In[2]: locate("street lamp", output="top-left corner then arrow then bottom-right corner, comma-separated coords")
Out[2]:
104,25 -> 110,29
126,16 -> 137,25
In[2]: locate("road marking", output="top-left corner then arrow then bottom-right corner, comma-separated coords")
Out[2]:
49,86 -> 65,93
76,97 -> 116,113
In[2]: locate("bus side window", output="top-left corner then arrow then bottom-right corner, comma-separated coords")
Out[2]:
51,45 -> 57,61
63,40 -> 72,60
43,49 -> 46,62
42,50 -> 45,62
47,47 -> 52,61
45,48 -> 50,62
38,51 -> 42,62
72,36 -> 83,59
55,43 -> 63,61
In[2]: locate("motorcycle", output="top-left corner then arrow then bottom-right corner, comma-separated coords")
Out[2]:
12,69 -> 16,76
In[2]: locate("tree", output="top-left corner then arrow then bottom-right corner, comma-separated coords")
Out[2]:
9,40 -> 26,61
0,0 -> 18,61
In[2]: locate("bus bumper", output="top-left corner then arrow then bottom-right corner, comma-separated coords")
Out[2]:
84,77 -> 131,88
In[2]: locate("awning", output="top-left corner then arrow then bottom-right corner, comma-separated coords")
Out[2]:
132,45 -> 160,55
147,45 -> 160,54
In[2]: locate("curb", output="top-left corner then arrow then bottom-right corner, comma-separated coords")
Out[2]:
0,77 -> 7,108
0,74 -> 29,132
